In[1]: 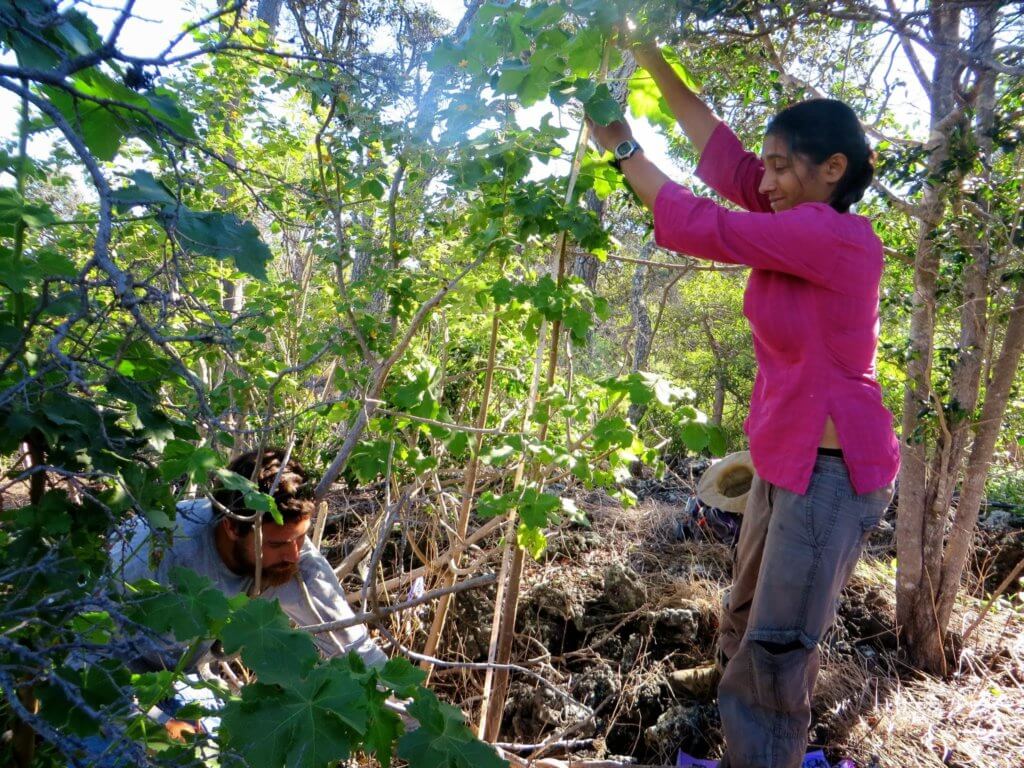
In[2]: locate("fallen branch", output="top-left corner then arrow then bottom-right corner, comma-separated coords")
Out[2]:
340,514 -> 506,589
492,739 -> 594,753
375,626 -> 592,718
299,573 -> 496,635
961,556 -> 1024,645
498,753 -> 673,768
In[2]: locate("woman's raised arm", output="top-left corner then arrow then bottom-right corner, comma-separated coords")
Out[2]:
633,45 -> 721,155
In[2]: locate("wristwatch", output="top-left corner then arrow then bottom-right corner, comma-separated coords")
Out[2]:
610,138 -> 642,170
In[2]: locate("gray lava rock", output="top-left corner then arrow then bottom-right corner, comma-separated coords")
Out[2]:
644,703 -> 712,761
571,662 -> 620,710
507,681 -> 590,741
444,583 -> 494,660
547,529 -> 603,558
980,509 -> 1015,531
622,633 -> 644,667
603,563 -> 647,613
653,607 -> 699,644
518,580 -> 586,650
523,581 -> 584,621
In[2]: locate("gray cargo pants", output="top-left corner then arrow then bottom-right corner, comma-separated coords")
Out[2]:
717,454 -> 893,768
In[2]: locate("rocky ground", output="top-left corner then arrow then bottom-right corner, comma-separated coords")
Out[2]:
323,461 -> 1024,768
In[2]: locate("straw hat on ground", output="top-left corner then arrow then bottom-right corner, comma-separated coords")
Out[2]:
696,451 -> 756,515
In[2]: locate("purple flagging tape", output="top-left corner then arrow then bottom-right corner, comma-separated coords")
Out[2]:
676,749 -> 834,768
676,752 -> 718,768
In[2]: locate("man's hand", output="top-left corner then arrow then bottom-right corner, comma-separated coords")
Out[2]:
165,719 -> 200,741
586,118 -> 634,155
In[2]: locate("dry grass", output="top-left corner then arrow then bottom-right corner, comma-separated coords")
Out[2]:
475,493 -> 1024,767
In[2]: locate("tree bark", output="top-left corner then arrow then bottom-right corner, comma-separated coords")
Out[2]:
626,243 -> 654,424
892,1 -> 1019,674
256,0 -> 284,33
936,279 -> 1024,637
895,0 -> 964,673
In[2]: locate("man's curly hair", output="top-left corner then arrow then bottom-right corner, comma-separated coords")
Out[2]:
212,448 -> 315,533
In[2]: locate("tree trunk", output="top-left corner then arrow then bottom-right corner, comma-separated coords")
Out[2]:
712,375 -> 726,426
571,189 -> 604,292
895,0 -> 963,673
255,0 -> 283,33
892,2 -> 1016,674
627,244 -> 654,424
936,280 -> 1024,637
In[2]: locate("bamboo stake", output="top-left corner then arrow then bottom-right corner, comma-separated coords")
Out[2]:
418,311 -> 501,676
478,45 -> 607,735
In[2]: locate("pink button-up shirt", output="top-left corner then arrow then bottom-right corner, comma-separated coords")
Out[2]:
653,122 -> 900,495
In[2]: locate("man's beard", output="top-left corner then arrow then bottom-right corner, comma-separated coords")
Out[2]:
262,563 -> 298,586
233,539 -> 299,587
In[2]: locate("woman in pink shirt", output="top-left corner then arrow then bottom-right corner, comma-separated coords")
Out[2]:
590,45 -> 900,768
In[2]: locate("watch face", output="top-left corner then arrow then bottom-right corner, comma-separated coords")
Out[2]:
614,140 -> 634,158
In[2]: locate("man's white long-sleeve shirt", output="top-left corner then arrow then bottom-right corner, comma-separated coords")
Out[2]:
110,499 -> 387,672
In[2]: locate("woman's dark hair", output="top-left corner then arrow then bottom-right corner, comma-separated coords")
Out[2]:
765,98 -> 873,213
212,448 -> 314,533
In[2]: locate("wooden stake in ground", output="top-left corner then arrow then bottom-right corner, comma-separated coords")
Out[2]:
478,75 -> 603,738
419,311 -> 501,676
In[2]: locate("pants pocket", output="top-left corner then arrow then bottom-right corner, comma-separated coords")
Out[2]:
856,483 -> 895,535
802,475 -> 842,551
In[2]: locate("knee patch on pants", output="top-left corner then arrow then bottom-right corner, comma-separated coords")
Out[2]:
757,638 -> 805,655
747,633 -> 815,719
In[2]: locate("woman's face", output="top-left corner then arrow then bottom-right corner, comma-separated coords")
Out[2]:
758,133 -> 848,212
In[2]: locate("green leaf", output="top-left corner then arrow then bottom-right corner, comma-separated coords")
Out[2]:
220,598 -> 319,685
378,657 -> 427,698
365,705 -> 404,768
35,249 -> 79,278
444,429 -> 470,459
212,467 -> 283,523
476,490 -> 516,519
160,439 -> 223,483
131,670 -> 179,710
348,439 -> 393,484
221,665 -> 369,768
593,416 -> 633,451
135,567 -> 232,640
0,188 -> 23,229
392,366 -> 438,417
707,425 -> 727,457
112,170 -> 177,209
517,522 -> 548,560
491,277 -> 516,305
662,46 -> 701,92
518,488 -> 559,529
627,67 -> 673,131
566,27 -> 603,76
680,421 -> 710,452
71,610 -> 115,644
171,209 -> 272,281
0,249 -> 32,292
584,85 -> 623,126
495,62 -> 531,95
361,178 -> 386,199
524,2 -> 567,28
144,88 -> 198,140
0,188 -> 56,238
399,689 -> 508,768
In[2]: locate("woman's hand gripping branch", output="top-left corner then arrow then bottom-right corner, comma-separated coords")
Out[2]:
586,116 -> 669,211
586,43 -> 720,212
